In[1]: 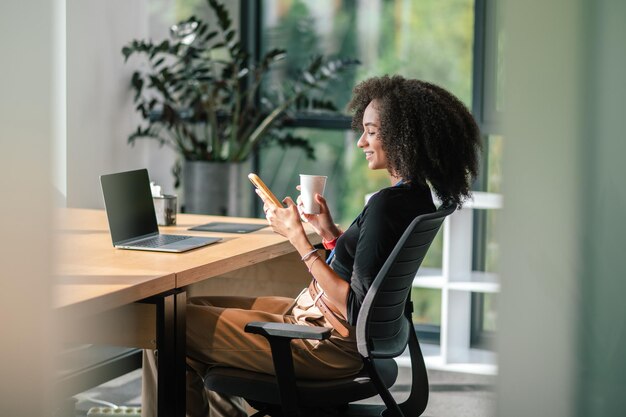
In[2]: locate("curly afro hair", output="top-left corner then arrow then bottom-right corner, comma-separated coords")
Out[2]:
348,75 -> 481,209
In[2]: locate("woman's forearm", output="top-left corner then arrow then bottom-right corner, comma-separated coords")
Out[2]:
319,223 -> 343,242
291,233 -> 349,318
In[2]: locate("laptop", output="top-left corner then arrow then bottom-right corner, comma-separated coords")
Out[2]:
100,169 -> 221,253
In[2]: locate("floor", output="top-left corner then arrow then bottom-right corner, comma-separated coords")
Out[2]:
72,365 -> 496,417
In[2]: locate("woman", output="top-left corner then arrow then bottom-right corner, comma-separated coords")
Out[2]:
142,75 -> 481,417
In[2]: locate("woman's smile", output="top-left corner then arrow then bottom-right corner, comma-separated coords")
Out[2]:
356,100 -> 388,170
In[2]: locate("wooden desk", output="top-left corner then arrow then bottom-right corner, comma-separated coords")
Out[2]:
55,208 -> 319,417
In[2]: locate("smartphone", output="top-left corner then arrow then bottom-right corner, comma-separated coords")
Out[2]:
248,173 -> 283,208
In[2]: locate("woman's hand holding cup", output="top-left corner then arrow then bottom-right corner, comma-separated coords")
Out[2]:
296,182 -> 341,242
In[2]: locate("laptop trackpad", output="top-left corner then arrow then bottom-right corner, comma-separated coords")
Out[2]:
162,237 -> 222,251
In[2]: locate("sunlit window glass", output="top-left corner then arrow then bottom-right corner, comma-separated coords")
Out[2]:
262,0 -> 475,108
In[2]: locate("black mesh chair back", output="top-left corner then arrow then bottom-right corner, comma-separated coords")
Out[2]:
355,204 -> 455,416
358,204 -> 455,358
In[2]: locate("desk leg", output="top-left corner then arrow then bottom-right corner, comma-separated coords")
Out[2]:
155,290 -> 186,417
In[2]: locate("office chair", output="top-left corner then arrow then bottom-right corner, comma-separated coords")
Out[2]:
204,205 -> 455,417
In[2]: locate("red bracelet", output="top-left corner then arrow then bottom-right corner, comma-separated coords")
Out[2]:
322,236 -> 339,250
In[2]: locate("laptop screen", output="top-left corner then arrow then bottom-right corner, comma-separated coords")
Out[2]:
100,169 -> 158,244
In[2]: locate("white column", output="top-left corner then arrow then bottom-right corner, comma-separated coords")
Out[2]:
0,0 -> 54,415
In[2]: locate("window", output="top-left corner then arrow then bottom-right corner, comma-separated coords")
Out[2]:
259,0 -> 476,338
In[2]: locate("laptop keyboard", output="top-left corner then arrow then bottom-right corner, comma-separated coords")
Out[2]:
133,234 -> 191,248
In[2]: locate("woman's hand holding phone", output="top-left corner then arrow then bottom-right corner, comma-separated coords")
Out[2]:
249,173 -> 307,243
248,173 -> 283,208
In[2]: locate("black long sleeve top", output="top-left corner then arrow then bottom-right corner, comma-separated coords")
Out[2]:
330,181 -> 435,325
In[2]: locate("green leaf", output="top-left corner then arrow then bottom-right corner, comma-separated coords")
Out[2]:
135,103 -> 147,118
131,72 -> 144,101
208,0 -> 232,32
307,55 -> 324,74
148,75 -> 173,101
259,48 -> 287,71
122,46 -> 132,61
202,30 -> 218,43
197,22 -> 208,37
264,48 -> 287,61
158,40 -> 170,51
170,43 -> 183,55
229,41 -> 242,58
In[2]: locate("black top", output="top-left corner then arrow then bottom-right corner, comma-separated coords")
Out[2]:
330,182 -> 435,325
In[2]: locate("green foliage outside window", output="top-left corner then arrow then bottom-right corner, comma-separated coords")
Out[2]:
412,288 -> 442,325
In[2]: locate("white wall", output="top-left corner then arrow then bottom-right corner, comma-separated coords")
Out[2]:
0,0 -> 54,415
53,0 -> 67,205
63,0 -> 247,208
66,0 -> 177,209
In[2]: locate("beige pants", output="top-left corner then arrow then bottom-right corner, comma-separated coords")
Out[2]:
142,291 -> 362,417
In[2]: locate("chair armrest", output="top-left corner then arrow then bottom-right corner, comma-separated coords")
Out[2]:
243,322 -> 330,415
245,322 -> 331,340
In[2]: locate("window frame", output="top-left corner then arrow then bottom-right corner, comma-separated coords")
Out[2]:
470,0 -> 502,350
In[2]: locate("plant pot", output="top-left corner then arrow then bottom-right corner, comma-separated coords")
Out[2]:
182,160 -> 254,216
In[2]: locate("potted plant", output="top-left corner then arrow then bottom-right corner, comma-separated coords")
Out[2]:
122,0 -> 358,215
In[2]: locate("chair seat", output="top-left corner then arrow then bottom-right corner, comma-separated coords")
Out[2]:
204,358 -> 398,406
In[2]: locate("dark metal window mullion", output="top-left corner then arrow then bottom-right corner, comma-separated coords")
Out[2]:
240,0 -> 263,215
469,0 -> 492,349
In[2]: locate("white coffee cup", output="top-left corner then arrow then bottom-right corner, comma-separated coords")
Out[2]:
299,174 -> 327,214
